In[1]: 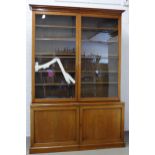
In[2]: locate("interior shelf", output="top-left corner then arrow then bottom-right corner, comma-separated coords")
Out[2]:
82,71 -> 118,73
36,25 -> 75,29
82,82 -> 118,84
36,55 -> 76,58
36,53 -> 117,58
36,83 -> 74,86
81,55 -> 118,58
35,55 -> 118,59
36,24 -> 117,31
36,52 -> 75,56
82,26 -> 117,31
37,70 -> 75,73
82,40 -> 118,43
36,37 -> 75,41
36,82 -> 117,86
36,70 -> 117,74
35,38 -> 118,43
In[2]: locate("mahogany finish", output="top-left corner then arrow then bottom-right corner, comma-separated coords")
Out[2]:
31,105 -> 79,146
80,104 -> 124,144
30,5 -> 124,15
30,103 -> 124,154
29,5 -> 125,154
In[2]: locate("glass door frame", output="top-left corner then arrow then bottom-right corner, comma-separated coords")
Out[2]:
77,14 -> 121,102
32,11 -> 79,103
32,11 -> 122,102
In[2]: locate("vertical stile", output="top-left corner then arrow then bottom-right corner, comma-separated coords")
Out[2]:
32,12 -> 36,101
76,15 -> 81,100
118,16 -> 122,100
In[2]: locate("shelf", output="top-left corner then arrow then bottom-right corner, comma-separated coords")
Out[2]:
82,26 -> 118,31
82,40 -> 118,43
36,70 -> 117,74
37,70 -> 75,73
36,83 -> 74,86
36,37 -> 75,41
82,82 -> 118,84
35,55 -> 118,59
35,37 -> 117,43
36,25 -> 75,29
82,71 -> 118,73
35,82 -> 117,86
81,55 -> 118,59
36,55 -> 75,58
36,25 -> 117,31
36,52 -> 75,56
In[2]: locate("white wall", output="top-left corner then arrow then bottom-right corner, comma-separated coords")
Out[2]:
121,8 -> 129,132
26,0 -> 129,136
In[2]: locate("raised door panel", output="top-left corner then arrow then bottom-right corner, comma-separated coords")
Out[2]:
80,104 -> 124,145
31,105 -> 79,147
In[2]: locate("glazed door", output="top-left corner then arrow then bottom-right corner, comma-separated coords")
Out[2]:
80,16 -> 120,100
33,13 -> 77,101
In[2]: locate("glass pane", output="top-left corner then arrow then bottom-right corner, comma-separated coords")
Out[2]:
35,15 -> 76,98
81,17 -> 118,98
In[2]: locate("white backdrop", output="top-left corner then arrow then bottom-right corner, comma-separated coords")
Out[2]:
26,0 -> 129,136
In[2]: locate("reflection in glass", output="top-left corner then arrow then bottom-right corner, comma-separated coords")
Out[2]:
35,15 -> 76,98
81,17 -> 118,98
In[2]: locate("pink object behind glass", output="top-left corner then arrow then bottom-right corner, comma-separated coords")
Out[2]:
47,69 -> 55,77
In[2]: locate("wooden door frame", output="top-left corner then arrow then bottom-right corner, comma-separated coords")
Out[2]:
31,8 -> 122,103
77,14 -> 121,102
31,11 -> 79,103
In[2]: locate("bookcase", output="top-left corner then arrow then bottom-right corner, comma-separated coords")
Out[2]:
29,5 -> 125,154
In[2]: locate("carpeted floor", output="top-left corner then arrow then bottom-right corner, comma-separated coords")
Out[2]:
26,132 -> 129,155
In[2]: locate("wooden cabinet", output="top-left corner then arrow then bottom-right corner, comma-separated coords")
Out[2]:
29,5 -> 125,154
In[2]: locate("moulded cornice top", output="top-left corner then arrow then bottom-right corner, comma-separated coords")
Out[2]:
29,4 -> 125,15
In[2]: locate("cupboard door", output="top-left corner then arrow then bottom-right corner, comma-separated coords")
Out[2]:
80,17 -> 119,99
31,105 -> 79,147
34,14 -> 77,99
80,104 -> 124,145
